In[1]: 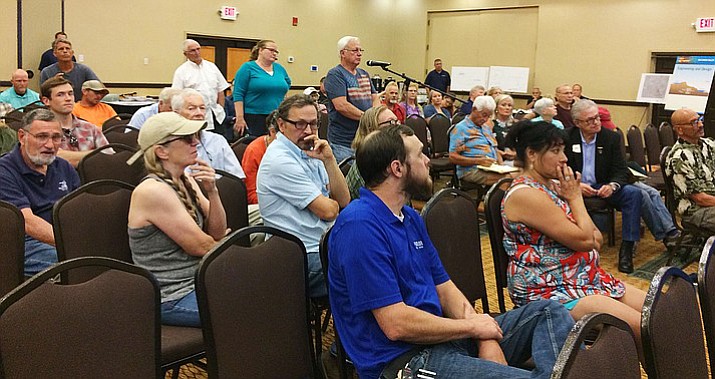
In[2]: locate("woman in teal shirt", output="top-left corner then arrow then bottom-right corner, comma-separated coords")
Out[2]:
233,40 -> 291,137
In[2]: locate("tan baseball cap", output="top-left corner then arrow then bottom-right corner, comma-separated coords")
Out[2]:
126,112 -> 206,165
81,80 -> 109,94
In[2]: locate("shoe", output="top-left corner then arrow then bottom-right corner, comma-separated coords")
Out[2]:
663,229 -> 682,249
619,241 -> 635,273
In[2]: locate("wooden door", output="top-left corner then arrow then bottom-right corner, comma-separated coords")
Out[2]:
227,48 -> 252,82
200,46 -> 216,63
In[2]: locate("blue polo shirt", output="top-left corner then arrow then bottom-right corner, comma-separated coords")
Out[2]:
424,69 -> 451,92
0,144 -> 79,224
0,87 -> 40,110
256,132 -> 330,254
328,188 -> 450,379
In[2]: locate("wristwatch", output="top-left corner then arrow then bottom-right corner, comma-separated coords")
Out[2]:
609,182 -> 620,192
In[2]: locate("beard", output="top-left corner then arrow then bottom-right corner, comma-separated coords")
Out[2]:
403,162 -> 432,199
26,150 -> 56,166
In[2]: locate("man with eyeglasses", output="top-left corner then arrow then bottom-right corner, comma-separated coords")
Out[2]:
665,108 -> 715,232
554,84 -> 576,128
565,99 -> 643,273
0,108 -> 80,275
257,94 -> 350,298
172,39 -> 230,138
324,35 -> 380,163
40,76 -> 110,168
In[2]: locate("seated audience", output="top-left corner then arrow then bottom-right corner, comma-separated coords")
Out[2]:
40,38 -> 100,102
553,84 -> 576,128
41,76 -> 109,167
665,108 -> 715,231
345,105 -> 399,200
328,124 -> 573,379
501,120 -> 645,358
129,87 -> 182,129
423,90 -> 451,120
38,31 -> 75,71
572,83 -> 589,101
0,69 -> 40,109
441,92 -> 457,117
0,109 -> 80,275
127,112 -> 227,327
531,97 -> 564,129
243,112 -> 278,205
493,94 -> 516,153
525,87 -> 542,109
72,80 -> 118,128
459,85 -> 485,115
449,96 -> 509,186
487,86 -> 503,98
304,87 -> 327,114
401,83 -> 423,118
381,81 -> 405,123
173,89 -> 245,179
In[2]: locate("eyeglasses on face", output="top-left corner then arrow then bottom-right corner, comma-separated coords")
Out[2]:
263,47 -> 279,54
282,118 -> 319,130
378,119 -> 400,127
25,130 -> 64,144
342,48 -> 365,54
680,116 -> 704,127
576,115 -> 601,125
161,132 -> 200,145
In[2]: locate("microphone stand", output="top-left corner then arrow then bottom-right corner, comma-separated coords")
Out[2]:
374,65 -> 468,105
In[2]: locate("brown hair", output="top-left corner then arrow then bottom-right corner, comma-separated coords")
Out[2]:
40,76 -> 72,99
250,40 -> 275,61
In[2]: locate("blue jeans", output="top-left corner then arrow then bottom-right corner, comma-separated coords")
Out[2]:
308,252 -> 327,298
404,300 -> 573,378
633,182 -> 676,240
24,236 -> 58,276
161,290 -> 201,327
329,142 -> 354,164
597,184 -> 642,242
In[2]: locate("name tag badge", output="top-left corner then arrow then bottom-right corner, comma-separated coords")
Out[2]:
572,144 -> 581,153
597,146 -> 604,154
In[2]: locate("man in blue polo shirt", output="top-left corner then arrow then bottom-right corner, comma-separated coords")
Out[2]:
257,94 -> 350,298
0,108 -> 80,275
328,125 -> 573,379
0,69 -> 40,110
425,58 -> 451,93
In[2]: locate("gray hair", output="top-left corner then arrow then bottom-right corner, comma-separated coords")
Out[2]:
159,87 -> 182,107
533,97 -> 554,115
571,99 -> 598,120
171,88 -> 205,111
182,39 -> 199,51
22,108 -> 56,130
337,36 -> 359,55
473,95 -> 496,112
470,85 -> 485,96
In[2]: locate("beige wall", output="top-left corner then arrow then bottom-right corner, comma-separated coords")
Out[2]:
3,0 -> 714,129
0,1 -> 18,81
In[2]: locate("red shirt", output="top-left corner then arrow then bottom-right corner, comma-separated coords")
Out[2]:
241,136 -> 269,204
383,101 -> 406,123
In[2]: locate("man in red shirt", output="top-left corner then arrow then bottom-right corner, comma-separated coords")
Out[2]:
382,81 -> 405,123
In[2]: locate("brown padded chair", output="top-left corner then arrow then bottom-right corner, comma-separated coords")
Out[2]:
210,170 -> 250,246
230,134 -> 255,163
318,112 -> 329,140
697,236 -> 715,370
658,121 -> 675,148
196,226 -> 316,378
51,180 -> 205,378
404,115 -> 431,156
421,188 -> 491,313
627,125 -> 647,168
0,201 -> 26,296
615,127 -> 628,161
0,257 -> 161,379
484,178 -> 513,313
103,124 -> 140,148
641,266 -> 709,378
551,313 -> 640,379
428,113 -> 455,183
78,143 -> 146,186
338,156 -> 354,177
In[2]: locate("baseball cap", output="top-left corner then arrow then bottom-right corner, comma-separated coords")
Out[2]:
82,80 -> 109,94
126,112 -> 206,165
303,87 -> 319,96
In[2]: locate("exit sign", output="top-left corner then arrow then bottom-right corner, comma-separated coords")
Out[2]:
220,6 -> 238,21
695,17 -> 715,32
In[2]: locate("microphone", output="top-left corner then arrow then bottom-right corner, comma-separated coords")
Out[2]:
366,60 -> 391,67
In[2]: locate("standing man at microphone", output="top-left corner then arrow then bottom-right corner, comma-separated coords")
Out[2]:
324,36 -> 380,163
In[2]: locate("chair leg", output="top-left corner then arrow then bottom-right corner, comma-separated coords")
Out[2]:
609,210 -> 616,247
171,366 -> 180,379
666,231 -> 687,266
321,308 -> 332,333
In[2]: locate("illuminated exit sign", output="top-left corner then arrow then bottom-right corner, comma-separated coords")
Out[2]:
695,17 -> 715,32
220,6 -> 238,21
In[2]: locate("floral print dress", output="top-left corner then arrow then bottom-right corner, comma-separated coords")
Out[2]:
501,176 -> 625,307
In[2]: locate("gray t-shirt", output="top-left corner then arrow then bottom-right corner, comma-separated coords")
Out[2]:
40,63 -> 99,101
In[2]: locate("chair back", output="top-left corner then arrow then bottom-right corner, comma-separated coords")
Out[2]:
697,236 -> 715,370
421,188 -> 489,312
659,146 -> 679,225
658,122 -> 675,148
212,170 -> 249,246
103,124 -> 139,148
318,112 -> 329,140
404,115 -> 430,156
0,201 -> 26,297
338,156 -> 354,177
101,116 -> 129,130
643,123 -> 662,171
52,180 -> 135,284
1,109 -> 23,131
0,257 -> 161,379
78,143 -> 145,186
196,226 -> 314,378
626,125 -> 646,167
552,313 -> 640,379
484,178 -> 513,313
641,266 -> 709,378
231,134 -> 255,163
451,112 -> 466,125
428,113 -> 452,157
615,127 -> 628,160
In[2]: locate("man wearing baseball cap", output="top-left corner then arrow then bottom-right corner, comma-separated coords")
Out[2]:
72,80 -> 118,128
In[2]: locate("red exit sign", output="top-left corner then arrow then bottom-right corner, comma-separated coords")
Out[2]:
695,17 -> 715,32
220,6 -> 238,21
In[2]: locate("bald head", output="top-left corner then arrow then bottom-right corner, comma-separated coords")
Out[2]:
10,69 -> 29,95
671,108 -> 698,126
671,108 -> 703,144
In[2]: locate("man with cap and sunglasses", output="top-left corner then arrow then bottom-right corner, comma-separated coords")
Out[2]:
40,76 -> 110,167
72,80 -> 118,128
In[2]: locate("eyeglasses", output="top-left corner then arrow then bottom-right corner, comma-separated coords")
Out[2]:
679,116 -> 704,127
378,119 -> 400,127
25,130 -> 64,144
63,128 -> 79,147
342,48 -> 365,54
576,115 -> 601,125
161,132 -> 200,145
282,118 -> 319,130
264,47 -> 279,54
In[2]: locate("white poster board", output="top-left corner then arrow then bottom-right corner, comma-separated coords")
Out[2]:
450,66 -> 489,92
664,56 -> 715,112
636,73 -> 671,104
487,66 -> 530,93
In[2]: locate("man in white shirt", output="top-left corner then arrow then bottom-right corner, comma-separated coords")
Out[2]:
171,39 -> 230,137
